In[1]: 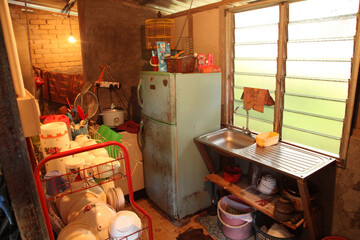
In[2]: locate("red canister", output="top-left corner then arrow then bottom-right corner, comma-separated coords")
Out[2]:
44,115 -> 71,140
150,56 -> 159,71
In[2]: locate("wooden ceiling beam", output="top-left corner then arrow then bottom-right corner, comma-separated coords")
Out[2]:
145,3 -> 178,13
137,0 -> 156,5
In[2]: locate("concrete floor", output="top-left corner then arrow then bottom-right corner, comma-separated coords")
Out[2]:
135,198 -> 214,240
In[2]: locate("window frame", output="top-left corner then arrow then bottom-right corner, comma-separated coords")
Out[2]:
225,0 -> 360,167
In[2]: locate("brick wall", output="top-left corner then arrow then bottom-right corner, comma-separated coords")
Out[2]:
10,5 -> 82,74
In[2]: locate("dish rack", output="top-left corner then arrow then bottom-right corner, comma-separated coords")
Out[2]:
34,127 -> 153,240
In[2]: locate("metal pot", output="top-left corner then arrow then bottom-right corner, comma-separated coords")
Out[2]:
100,108 -> 125,128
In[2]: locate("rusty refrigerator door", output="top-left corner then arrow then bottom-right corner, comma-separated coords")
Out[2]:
142,116 -> 178,218
140,72 -> 178,219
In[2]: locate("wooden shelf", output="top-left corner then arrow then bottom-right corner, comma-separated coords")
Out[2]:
205,173 -> 305,230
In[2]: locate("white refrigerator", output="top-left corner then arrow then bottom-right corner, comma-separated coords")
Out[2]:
138,71 -> 221,220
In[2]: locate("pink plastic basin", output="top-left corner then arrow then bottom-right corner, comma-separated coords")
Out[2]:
218,207 -> 253,240
218,195 -> 253,226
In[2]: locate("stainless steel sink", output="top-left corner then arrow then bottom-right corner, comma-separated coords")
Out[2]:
196,128 -> 255,151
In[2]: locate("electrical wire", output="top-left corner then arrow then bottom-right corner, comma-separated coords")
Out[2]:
68,13 -> 73,35
96,86 -> 101,113
96,65 -> 134,120
109,88 -> 113,105
104,68 -> 131,107
25,1 -> 32,65
113,88 -> 134,120
175,0 -> 194,50
25,0 -> 36,95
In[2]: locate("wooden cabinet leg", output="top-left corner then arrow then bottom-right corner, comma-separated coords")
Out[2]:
297,179 -> 319,240
194,140 -> 216,174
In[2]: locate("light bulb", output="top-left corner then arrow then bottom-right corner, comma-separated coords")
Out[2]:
68,35 -> 76,43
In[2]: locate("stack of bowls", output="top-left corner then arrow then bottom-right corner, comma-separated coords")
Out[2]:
257,174 -> 278,195
274,197 -> 294,222
109,210 -> 142,240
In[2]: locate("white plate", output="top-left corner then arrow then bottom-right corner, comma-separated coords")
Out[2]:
101,181 -> 115,195
57,221 -> 99,240
57,190 -> 98,224
106,187 -> 125,211
114,187 -> 125,211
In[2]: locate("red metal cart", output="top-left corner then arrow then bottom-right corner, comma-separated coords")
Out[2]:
34,128 -> 153,240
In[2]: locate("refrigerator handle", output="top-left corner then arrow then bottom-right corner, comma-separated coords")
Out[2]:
138,119 -> 144,148
137,79 -> 143,108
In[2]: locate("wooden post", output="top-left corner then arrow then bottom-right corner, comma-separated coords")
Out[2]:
274,3 -> 288,136
225,10 -> 235,125
339,2 -> 360,162
194,140 -> 216,174
297,179 -> 319,240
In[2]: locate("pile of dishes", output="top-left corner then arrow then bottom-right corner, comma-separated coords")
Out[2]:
42,134 -> 120,196
56,185 -> 141,240
41,133 -> 142,240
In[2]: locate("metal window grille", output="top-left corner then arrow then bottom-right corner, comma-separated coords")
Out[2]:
233,0 -> 359,157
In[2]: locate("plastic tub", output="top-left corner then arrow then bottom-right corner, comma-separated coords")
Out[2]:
218,195 -> 253,226
223,166 -> 242,183
217,207 -> 253,240
256,132 -> 279,147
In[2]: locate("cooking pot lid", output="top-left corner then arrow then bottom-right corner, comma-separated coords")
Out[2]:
102,108 -> 122,112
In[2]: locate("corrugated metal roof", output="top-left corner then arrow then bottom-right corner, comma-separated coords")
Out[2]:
135,0 -> 221,14
8,0 -> 224,15
9,0 -> 255,16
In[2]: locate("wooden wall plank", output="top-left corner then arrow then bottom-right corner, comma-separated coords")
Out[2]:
341,3 -> 360,161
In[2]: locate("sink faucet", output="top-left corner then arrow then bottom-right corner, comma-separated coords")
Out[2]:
234,105 -> 251,136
